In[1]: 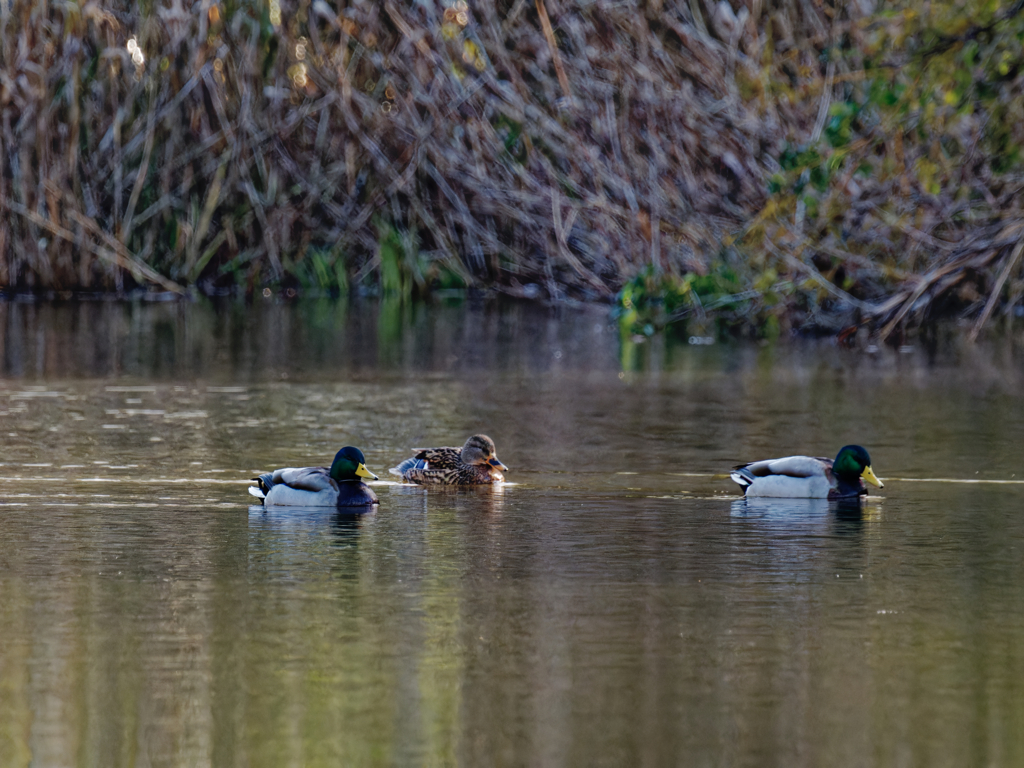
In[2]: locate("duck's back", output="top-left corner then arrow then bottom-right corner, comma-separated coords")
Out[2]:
258,466 -> 332,506
259,466 -> 335,493
390,446 -> 461,484
413,446 -> 463,468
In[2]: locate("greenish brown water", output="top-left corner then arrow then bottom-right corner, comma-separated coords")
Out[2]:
1,299 -> 1024,767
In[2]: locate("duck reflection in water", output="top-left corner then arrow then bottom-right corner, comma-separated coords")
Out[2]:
729,498 -> 875,581
391,478 -> 508,517
730,496 -> 878,532
247,505 -> 378,529
332,511 -> 369,544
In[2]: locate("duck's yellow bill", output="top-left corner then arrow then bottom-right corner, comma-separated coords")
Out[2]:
356,463 -> 379,481
489,457 -> 509,471
861,465 -> 883,488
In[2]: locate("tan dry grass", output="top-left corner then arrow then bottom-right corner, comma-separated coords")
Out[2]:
1,0 -> 1022,339
0,0 -> 831,293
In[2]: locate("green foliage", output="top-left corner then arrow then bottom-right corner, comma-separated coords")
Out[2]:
615,265 -> 748,335
613,262 -> 798,342
771,145 -> 834,206
291,246 -> 349,293
376,219 -> 470,298
429,259 -> 468,290
824,101 -> 861,148
493,114 -> 527,163
378,224 -> 410,298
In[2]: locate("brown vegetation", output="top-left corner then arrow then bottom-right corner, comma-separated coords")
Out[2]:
1,0 -> 1023,338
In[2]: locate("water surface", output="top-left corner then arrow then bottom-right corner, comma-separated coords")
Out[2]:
1,299 -> 1023,767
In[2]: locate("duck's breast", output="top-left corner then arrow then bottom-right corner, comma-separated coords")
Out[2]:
336,482 -> 379,506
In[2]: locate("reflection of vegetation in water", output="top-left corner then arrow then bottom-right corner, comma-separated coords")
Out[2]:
300,294 -> 350,333
377,295 -> 412,365
615,266 -> 785,339
287,244 -> 349,294
618,322 -> 641,374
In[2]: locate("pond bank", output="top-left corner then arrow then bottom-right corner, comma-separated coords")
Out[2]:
5,2 -> 1024,342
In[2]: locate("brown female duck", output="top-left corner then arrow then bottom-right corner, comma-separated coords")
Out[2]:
389,434 -> 508,485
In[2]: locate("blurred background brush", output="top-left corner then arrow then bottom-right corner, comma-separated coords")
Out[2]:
1,0 -> 1023,338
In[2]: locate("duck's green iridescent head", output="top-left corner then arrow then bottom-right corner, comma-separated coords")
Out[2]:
330,446 -> 378,483
833,445 -> 883,488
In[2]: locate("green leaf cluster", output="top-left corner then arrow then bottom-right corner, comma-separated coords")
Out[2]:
615,265 -> 747,335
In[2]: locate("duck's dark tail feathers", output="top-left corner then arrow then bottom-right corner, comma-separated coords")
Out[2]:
248,473 -> 275,500
729,468 -> 755,493
389,458 -> 425,477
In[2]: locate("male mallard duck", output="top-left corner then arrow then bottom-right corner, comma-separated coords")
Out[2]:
389,434 -> 508,485
730,445 -> 883,499
248,446 -> 379,507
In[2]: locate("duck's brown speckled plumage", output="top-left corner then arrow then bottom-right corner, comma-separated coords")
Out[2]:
411,446 -> 464,471
390,434 -> 508,485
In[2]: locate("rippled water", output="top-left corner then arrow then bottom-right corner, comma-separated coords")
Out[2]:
1,299 -> 1023,767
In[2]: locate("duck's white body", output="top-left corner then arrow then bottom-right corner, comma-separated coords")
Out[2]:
249,466 -> 376,507
733,471 -> 834,498
251,484 -> 342,507
731,455 -> 837,499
